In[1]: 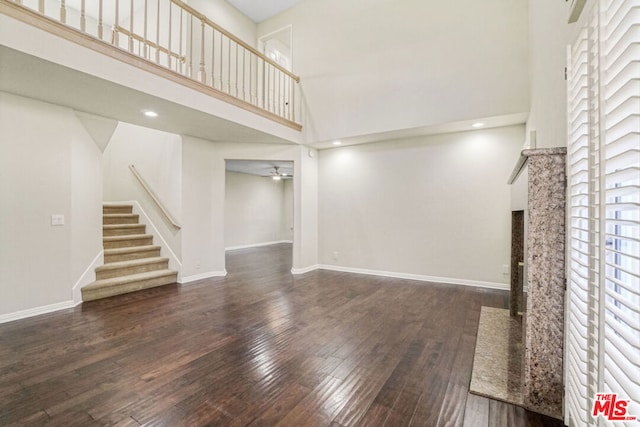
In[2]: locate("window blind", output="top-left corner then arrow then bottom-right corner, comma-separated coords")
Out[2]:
565,1 -> 640,426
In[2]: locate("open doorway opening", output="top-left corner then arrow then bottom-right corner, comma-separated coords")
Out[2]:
258,26 -> 292,71
224,160 -> 294,275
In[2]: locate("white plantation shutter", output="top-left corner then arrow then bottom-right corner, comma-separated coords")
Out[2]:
565,1 -> 640,426
566,24 -> 591,427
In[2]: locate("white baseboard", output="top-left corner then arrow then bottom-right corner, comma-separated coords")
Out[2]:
291,264 -> 321,275
72,250 -> 103,305
226,240 -> 292,251
316,264 -> 510,291
0,300 -> 75,324
180,270 -> 227,284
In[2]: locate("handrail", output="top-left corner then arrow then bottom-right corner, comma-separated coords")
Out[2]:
1,0 -> 302,127
113,25 -> 186,63
129,165 -> 181,230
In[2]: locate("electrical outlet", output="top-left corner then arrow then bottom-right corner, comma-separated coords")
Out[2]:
503,264 -> 510,275
333,251 -> 339,261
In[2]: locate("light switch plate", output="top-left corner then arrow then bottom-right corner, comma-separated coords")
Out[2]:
51,214 -> 65,226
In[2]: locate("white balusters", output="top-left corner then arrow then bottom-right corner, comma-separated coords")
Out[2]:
98,0 -> 103,40
128,0 -> 134,52
211,28 -> 216,89
168,2 -> 173,69
143,0 -> 148,59
114,0 -> 119,45
155,0 -> 160,64
199,19 -> 205,83
80,0 -> 85,32
59,0 -> 65,23
178,7 -> 183,74
8,0 -> 301,125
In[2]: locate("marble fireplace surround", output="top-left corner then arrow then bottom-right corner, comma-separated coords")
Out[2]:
470,148 -> 567,420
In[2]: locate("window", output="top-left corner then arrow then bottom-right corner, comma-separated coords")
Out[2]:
565,1 -> 640,426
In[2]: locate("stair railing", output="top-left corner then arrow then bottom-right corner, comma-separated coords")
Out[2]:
129,165 -> 181,230
3,0 -> 301,129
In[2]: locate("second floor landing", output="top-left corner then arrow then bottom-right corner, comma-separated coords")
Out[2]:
0,0 -> 304,145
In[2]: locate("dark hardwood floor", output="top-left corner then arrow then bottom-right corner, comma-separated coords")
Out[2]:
0,243 -> 564,426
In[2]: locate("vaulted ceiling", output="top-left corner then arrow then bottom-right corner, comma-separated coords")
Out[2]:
225,0 -> 306,23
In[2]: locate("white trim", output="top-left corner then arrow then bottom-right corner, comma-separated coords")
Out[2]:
72,250 -> 103,305
225,240 -> 292,251
0,300 -> 75,324
316,264 -> 510,290
291,264 -> 320,275
180,270 -> 227,284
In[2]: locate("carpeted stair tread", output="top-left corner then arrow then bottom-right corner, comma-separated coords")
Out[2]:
103,213 -> 138,218
103,233 -> 152,241
82,269 -> 178,301
102,205 -> 133,214
95,257 -> 169,272
103,224 -> 145,230
104,245 -> 160,254
102,224 -> 146,237
84,269 -> 176,288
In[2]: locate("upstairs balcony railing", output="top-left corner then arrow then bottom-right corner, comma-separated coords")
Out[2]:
3,0 -> 302,129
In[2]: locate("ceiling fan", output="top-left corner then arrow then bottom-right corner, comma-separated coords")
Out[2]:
268,166 -> 293,181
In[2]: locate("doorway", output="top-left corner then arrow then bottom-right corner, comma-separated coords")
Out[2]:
258,26 -> 292,71
224,159 -> 294,274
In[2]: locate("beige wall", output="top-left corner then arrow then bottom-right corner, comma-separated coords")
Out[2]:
102,122 -> 183,258
259,0 -> 529,144
188,0 -> 258,47
318,125 -> 525,287
0,91 -> 102,318
525,0 -> 595,149
224,170 -> 293,249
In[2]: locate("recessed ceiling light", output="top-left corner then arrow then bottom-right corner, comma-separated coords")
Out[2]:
472,122 -> 485,128
143,110 -> 158,118
333,141 -> 342,146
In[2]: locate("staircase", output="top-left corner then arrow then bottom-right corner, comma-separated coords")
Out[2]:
81,204 -> 178,302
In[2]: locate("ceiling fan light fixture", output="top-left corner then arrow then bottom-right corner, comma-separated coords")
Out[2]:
272,175 -> 281,181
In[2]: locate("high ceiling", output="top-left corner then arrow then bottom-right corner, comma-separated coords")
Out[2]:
226,0 -> 306,23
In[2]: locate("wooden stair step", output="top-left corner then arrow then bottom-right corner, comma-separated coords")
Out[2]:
104,245 -> 162,263
103,224 -> 146,236
103,214 -> 140,225
82,270 -> 178,302
103,234 -> 153,249
95,257 -> 169,280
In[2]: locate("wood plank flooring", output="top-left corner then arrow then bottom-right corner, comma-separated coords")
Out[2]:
0,243 -> 565,426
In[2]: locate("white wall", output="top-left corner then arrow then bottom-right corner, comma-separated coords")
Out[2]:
181,137 -> 317,280
525,0 -> 595,149
318,125 -> 525,286
282,178 -> 294,240
187,0 -> 257,47
102,122 -> 182,258
0,91 -> 102,318
224,171 -> 293,248
258,0 -> 529,143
